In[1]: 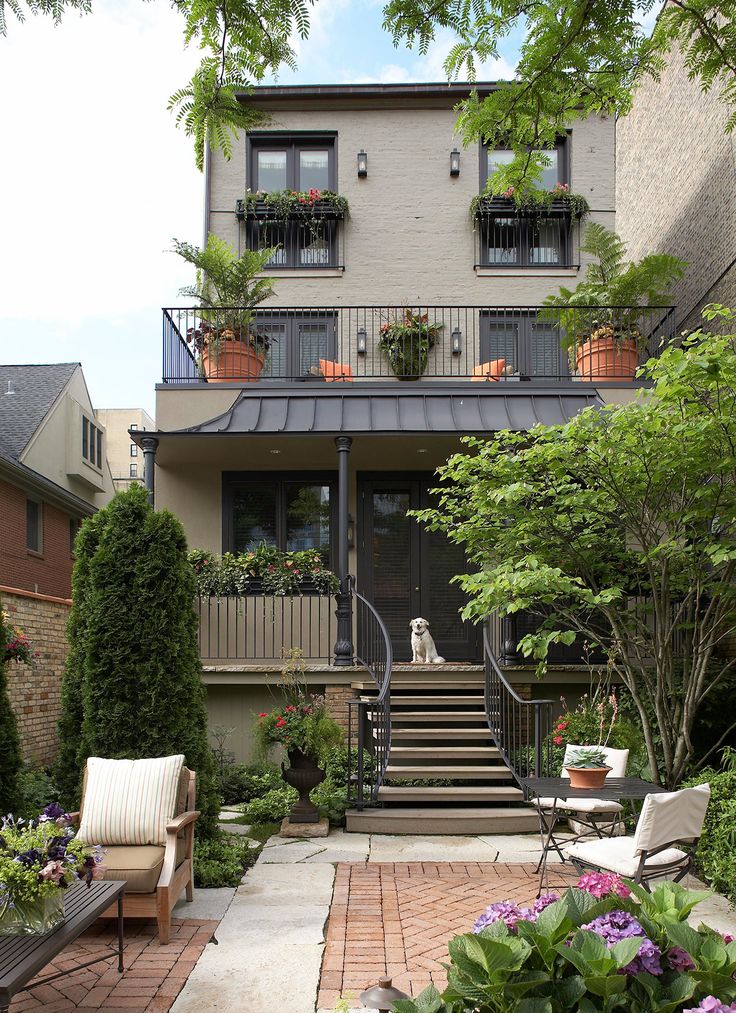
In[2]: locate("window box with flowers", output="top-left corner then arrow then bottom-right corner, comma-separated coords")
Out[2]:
237,188 -> 350,271
188,546 -> 340,597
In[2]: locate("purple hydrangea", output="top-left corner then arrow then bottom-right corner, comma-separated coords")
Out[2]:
667,946 -> 696,972
684,1000 -> 736,1012
473,894 -> 560,934
582,910 -> 662,976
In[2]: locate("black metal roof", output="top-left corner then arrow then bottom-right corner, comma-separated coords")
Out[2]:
238,82 -> 499,102
0,363 -> 79,459
146,386 -> 604,438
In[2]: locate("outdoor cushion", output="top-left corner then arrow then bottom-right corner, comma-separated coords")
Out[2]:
632,784 -> 710,853
565,836 -> 688,878
533,797 -> 624,814
471,358 -> 506,381
100,837 -> 188,894
320,359 -> 354,382
77,755 -> 185,847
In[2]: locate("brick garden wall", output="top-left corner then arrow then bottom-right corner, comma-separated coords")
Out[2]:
2,585 -> 71,766
325,684 -> 359,736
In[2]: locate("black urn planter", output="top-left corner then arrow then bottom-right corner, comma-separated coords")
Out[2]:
282,749 -> 325,823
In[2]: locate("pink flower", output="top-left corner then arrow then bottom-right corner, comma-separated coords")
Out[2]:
39,860 -> 66,884
554,735 -> 564,746
577,872 -> 631,899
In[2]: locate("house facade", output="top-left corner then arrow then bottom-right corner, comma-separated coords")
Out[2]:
97,408 -> 155,492
139,84 -> 676,828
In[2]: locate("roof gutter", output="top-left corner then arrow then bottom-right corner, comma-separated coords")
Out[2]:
0,454 -> 97,517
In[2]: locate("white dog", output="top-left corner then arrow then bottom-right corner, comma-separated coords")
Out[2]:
409,617 -> 445,664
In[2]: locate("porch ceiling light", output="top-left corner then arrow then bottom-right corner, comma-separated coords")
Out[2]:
356,327 -> 367,355
451,327 -> 462,356
450,148 -> 460,176
357,150 -> 368,178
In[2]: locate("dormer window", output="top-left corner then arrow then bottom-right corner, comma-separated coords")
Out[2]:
82,415 -> 103,470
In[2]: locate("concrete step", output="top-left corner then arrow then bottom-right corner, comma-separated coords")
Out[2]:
391,727 -> 492,739
385,765 -> 511,780
345,806 -> 539,835
390,746 -> 501,759
389,695 -> 484,706
392,711 -> 488,722
378,785 -> 519,802
352,680 -> 484,691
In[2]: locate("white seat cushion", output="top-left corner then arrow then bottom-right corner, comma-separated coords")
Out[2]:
565,836 -> 687,878
533,797 -> 624,814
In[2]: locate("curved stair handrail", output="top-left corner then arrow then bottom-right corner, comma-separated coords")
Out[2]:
347,576 -> 392,808
483,623 -> 555,795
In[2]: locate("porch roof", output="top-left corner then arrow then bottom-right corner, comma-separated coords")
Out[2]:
148,386 -> 604,438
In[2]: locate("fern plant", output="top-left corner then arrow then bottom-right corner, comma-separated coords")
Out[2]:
173,233 -> 276,356
543,223 -> 686,353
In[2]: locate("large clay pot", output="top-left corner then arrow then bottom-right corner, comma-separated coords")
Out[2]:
201,336 -> 265,383
282,749 -> 325,823
575,333 -> 638,383
564,766 -> 612,789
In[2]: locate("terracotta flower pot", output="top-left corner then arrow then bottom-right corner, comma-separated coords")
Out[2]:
575,333 -> 638,383
201,336 -> 265,383
564,766 -> 612,789
282,749 -> 325,823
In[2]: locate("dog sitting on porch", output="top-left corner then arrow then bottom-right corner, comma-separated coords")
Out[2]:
409,617 -> 445,664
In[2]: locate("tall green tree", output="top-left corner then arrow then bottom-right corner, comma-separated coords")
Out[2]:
56,485 -> 218,835
0,607 -> 22,814
414,307 -> 736,789
384,0 -> 736,192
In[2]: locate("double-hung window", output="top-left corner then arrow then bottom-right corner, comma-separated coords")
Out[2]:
223,473 -> 336,565
245,134 -> 341,269
477,141 -> 571,268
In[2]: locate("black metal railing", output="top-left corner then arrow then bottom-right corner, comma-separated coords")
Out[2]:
162,305 -> 677,384
347,578 -> 392,808
196,593 -> 336,663
236,198 -> 346,272
474,199 -> 580,269
484,622 -> 554,793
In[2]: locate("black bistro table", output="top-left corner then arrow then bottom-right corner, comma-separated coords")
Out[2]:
0,880 -> 125,1013
520,777 -> 668,891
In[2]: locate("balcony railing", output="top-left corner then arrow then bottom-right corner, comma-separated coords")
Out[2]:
162,305 -> 677,384
474,198 -> 580,269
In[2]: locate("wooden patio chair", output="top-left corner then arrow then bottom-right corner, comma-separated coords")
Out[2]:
71,758 -> 200,943
565,783 -> 711,890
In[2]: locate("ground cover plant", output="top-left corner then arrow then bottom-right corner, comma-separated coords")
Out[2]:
414,310 -> 736,788
394,877 -> 736,1013
686,749 -> 736,904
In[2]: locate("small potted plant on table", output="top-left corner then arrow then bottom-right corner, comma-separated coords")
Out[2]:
563,745 -> 612,789
0,804 -> 103,935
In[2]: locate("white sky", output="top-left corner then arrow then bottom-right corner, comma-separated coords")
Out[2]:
0,1 -> 519,415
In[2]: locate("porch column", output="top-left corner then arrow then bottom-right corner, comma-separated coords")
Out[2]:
500,614 -> 521,666
333,435 -> 354,666
140,437 -> 159,507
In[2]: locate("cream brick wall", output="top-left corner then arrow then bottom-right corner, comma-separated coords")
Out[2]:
207,100 -> 615,307
2,586 -> 71,766
97,408 -> 155,492
617,45 -> 736,329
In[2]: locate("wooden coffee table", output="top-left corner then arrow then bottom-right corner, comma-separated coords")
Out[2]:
0,880 -> 125,1012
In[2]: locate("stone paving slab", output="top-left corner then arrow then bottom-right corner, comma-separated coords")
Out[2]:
8,917 -> 219,1012
173,887 -> 235,922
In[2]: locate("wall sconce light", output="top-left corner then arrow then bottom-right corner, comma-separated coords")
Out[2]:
356,327 -> 367,355
357,150 -> 368,178
347,513 -> 355,549
451,327 -> 462,356
450,148 -> 460,177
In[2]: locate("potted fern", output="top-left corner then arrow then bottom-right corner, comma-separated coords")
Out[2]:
173,234 -> 277,382
543,224 -> 685,382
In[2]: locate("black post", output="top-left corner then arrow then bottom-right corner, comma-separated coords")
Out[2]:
333,435 -> 354,666
140,437 -> 159,507
500,614 -> 520,665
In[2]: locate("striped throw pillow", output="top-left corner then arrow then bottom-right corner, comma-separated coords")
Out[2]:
77,755 -> 185,847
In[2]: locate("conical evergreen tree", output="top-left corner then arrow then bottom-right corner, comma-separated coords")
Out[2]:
0,605 -> 22,814
56,485 -> 218,835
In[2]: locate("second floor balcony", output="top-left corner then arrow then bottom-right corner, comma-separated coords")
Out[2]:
162,304 -> 676,386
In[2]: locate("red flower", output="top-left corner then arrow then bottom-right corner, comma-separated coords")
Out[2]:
258,712 -> 267,718
554,735 -> 564,746
285,706 -> 296,712
276,718 -> 287,727
556,721 -> 569,731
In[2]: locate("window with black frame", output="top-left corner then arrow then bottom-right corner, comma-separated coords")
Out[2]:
250,312 -> 336,379
224,474 -> 335,565
478,142 -> 571,268
246,135 -> 340,269
480,311 -> 566,380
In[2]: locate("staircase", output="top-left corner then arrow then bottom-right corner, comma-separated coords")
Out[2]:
345,665 -> 540,835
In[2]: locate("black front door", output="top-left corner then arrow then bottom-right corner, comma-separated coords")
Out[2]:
358,476 -> 481,662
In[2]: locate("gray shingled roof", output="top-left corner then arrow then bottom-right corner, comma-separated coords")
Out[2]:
0,363 -> 79,459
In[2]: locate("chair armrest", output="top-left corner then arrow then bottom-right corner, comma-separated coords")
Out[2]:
166,810 -> 201,834
68,812 -> 81,825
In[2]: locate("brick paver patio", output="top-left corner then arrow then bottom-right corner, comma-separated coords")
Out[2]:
318,862 -> 575,1009
8,917 -> 218,1012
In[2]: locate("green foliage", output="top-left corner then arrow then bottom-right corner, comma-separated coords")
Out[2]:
411,311 -> 736,788
193,831 -> 258,888
244,188 -> 350,225
14,765 -> 59,820
255,696 -> 344,760
0,604 -> 21,814
470,182 -> 590,222
563,745 -> 609,769
242,785 -> 296,823
394,881 -> 736,1013
0,0 -> 90,36
55,485 -> 219,836
686,749 -> 736,903
549,684 -> 645,775
189,546 -> 339,597
384,0 -> 736,190
379,310 -> 444,379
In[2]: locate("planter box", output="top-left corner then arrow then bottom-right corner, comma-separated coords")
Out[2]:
235,198 -> 346,222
